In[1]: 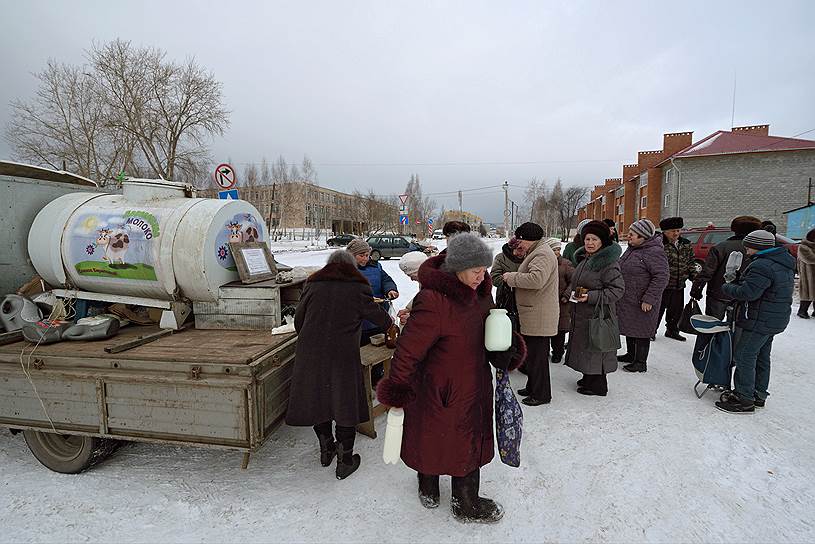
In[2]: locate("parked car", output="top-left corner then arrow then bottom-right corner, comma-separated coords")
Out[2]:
682,226 -> 799,273
326,234 -> 358,247
366,235 -> 424,260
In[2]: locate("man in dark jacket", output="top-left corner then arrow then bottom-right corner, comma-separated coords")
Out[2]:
346,238 -> 399,344
690,216 -> 762,319
657,217 -> 696,341
715,230 -> 795,414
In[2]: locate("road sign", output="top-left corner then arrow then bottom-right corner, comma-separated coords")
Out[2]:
218,189 -> 239,200
399,194 -> 409,205
399,214 -> 409,225
400,205 -> 407,213
213,163 -> 237,190
427,218 -> 433,225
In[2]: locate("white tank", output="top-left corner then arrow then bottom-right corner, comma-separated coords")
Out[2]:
28,179 -> 267,302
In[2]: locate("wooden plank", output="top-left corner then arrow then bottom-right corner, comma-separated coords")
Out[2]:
0,330 -> 23,346
104,329 -> 173,353
360,344 -> 394,367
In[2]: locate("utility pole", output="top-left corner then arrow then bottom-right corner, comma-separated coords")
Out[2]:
503,180 -> 509,237
458,190 -> 463,215
808,177 -> 813,206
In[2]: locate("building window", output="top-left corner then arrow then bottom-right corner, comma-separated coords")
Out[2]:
639,177 -> 648,189
617,203 -> 624,215
615,187 -> 625,197
665,169 -> 673,184
641,196 -> 647,209
664,194 -> 670,208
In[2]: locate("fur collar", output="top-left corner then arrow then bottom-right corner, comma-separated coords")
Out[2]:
308,262 -> 370,284
417,254 -> 493,304
501,243 -> 525,264
798,239 -> 815,265
575,242 -> 623,271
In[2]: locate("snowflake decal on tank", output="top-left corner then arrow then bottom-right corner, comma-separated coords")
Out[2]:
217,245 -> 229,261
86,244 -> 95,255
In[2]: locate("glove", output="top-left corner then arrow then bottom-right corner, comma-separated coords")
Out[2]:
724,271 -> 737,283
690,284 -> 703,300
487,343 -> 518,370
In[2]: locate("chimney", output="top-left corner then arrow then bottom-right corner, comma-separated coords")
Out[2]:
637,150 -> 664,171
663,131 -> 693,156
622,164 -> 638,181
732,124 -> 769,136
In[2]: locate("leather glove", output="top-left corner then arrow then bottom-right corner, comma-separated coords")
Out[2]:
689,284 -> 703,300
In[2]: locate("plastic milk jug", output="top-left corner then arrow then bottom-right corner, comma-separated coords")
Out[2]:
382,407 -> 404,464
484,308 -> 512,351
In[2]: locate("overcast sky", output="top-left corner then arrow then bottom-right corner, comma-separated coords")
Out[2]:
1,0 -> 813,222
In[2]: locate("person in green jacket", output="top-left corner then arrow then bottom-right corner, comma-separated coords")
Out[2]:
564,218 -> 592,265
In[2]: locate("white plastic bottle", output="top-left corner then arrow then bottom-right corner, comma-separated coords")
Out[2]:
485,308 -> 512,351
382,407 -> 404,464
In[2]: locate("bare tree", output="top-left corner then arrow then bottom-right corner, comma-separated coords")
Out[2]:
5,60 -> 135,185
558,183 -> 590,240
404,174 -> 436,239
243,163 -> 258,188
90,39 -> 229,181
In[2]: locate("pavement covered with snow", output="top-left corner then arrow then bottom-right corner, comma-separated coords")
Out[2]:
2,238 -> 814,543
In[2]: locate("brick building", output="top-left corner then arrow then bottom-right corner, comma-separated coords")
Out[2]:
578,125 -> 815,234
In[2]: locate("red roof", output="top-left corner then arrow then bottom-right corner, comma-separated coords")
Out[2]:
673,130 -> 815,159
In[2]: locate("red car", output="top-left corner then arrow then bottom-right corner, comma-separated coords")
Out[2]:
681,226 -> 799,273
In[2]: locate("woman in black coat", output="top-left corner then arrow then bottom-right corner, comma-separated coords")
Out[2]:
286,250 -> 392,480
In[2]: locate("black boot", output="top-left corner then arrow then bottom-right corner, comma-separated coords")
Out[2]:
623,362 -> 647,373
715,391 -> 755,414
798,301 -> 812,319
313,423 -> 337,467
616,353 -> 633,363
451,469 -> 503,524
665,329 -> 687,341
417,473 -> 440,509
335,427 -> 360,480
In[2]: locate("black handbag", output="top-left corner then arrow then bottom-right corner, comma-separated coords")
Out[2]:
587,298 -> 621,353
678,299 -> 703,335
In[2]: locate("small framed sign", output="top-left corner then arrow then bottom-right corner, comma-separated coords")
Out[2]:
228,241 -> 278,284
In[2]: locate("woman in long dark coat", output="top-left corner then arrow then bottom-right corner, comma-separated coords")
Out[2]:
377,233 -> 526,524
566,220 -> 625,396
616,220 -> 669,373
286,250 -> 392,480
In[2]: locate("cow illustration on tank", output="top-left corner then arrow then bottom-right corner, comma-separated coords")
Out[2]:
96,227 -> 130,264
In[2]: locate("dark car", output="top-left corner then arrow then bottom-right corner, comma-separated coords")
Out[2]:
682,227 -> 799,273
326,234 -> 358,247
366,235 -> 423,260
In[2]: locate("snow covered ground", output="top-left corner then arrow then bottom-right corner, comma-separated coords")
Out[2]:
2,238 -> 814,543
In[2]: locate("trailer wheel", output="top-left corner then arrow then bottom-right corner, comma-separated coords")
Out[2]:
22,430 -> 120,474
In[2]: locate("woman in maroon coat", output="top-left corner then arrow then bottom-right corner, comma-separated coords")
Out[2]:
377,233 -> 525,524
616,219 -> 669,372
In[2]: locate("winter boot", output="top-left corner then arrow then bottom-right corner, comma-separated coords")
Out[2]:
335,427 -> 361,480
313,423 -> 337,467
754,397 -> 766,408
665,329 -> 687,341
417,473 -> 440,509
451,469 -> 504,524
517,388 -> 530,397
715,391 -> 755,414
616,353 -> 634,363
623,362 -> 647,373
798,301 -> 812,319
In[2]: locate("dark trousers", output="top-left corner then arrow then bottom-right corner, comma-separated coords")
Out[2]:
314,421 -> 356,444
550,331 -> 567,361
580,373 -> 608,394
658,288 -> 684,333
732,329 -> 774,402
624,336 -> 651,363
522,335 -> 552,402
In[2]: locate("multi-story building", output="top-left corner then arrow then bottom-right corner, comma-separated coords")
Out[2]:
578,125 -> 815,234
441,210 -> 484,231
199,182 -> 374,234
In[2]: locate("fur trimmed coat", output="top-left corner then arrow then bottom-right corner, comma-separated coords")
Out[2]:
798,239 -> 815,301
286,262 -> 392,428
376,254 -> 525,477
566,244 -> 625,375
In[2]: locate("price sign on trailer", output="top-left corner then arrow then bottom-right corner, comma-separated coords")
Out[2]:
213,163 -> 237,190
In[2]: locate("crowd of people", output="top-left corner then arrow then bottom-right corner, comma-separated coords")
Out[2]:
283,214 -> 810,524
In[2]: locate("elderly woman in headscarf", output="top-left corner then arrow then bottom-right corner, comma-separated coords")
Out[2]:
395,251 -> 428,325
377,233 -> 526,523
490,236 -> 526,314
286,250 -> 393,480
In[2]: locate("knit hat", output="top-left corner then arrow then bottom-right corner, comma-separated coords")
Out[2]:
602,218 -> 616,229
546,238 -> 562,251
731,216 -> 762,237
629,219 -> 656,239
346,238 -> 371,256
581,220 -> 612,246
398,251 -> 427,277
576,218 -> 592,235
743,229 -> 776,251
444,232 -> 494,272
507,236 -> 521,249
659,216 -> 684,231
514,222 -> 544,241
761,220 -> 777,235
